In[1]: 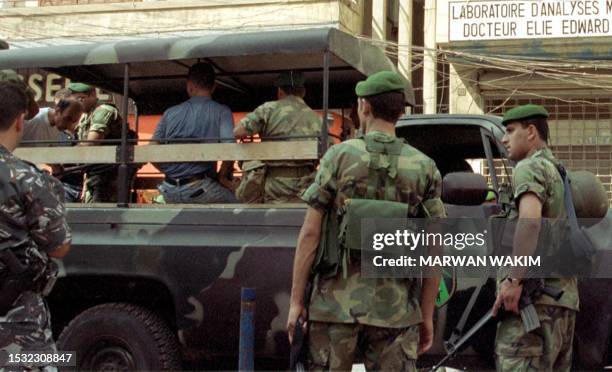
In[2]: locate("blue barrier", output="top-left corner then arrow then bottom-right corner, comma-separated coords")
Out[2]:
238,287 -> 256,371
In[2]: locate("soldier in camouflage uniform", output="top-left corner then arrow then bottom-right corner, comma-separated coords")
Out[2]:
0,81 -> 71,372
493,104 -> 578,371
287,71 -> 446,371
68,82 -> 123,203
234,71 -> 321,203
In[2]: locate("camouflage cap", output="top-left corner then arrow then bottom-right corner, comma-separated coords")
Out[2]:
275,71 -> 305,88
68,82 -> 94,93
502,104 -> 549,125
355,70 -> 416,106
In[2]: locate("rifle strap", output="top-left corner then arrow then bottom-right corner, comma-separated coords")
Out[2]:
554,162 -> 596,261
447,272 -> 488,344
555,164 -> 580,232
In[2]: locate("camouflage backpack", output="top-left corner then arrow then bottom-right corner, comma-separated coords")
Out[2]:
313,134 -> 424,279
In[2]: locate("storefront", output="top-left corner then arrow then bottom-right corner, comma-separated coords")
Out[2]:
436,0 -> 612,203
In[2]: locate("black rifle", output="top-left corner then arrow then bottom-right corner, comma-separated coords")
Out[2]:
289,282 -> 312,372
0,249 -> 56,316
289,316 -> 307,372
428,278 -> 563,372
0,249 -> 32,315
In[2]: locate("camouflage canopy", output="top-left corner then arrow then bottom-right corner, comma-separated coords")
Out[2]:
0,28 -> 402,113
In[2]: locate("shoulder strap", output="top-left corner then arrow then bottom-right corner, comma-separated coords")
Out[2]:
554,164 -> 579,230
361,135 -> 403,200
97,103 -> 120,122
554,163 -> 596,260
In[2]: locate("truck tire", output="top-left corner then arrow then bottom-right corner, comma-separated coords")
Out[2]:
57,303 -> 181,371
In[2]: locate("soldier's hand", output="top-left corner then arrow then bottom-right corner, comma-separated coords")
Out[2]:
287,303 -> 307,345
418,318 -> 434,355
493,280 -> 522,316
50,164 -> 65,176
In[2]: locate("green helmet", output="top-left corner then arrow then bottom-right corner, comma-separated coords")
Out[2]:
569,170 -> 608,221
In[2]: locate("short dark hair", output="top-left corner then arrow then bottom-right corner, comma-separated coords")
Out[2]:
279,86 -> 306,97
364,91 -> 405,123
520,116 -> 549,142
188,62 -> 216,90
54,88 -> 72,101
0,81 -> 28,131
56,97 -> 82,113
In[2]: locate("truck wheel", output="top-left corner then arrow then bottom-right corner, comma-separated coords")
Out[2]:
57,303 -> 181,371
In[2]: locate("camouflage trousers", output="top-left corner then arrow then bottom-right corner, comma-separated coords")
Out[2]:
495,305 -> 576,372
0,292 -> 57,372
308,321 -> 418,371
264,170 -> 314,204
84,172 -> 118,203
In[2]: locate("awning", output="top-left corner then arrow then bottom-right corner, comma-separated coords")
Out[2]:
0,28 -> 398,112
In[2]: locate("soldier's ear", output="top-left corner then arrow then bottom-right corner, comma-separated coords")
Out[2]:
526,123 -> 538,141
359,98 -> 372,116
14,112 -> 25,133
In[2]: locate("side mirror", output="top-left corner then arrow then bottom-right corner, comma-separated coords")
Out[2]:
442,172 -> 488,206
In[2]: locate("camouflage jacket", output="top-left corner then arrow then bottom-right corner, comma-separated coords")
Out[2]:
0,145 -> 71,259
237,95 -> 321,167
504,147 -> 579,311
77,103 -> 122,141
301,130 -> 446,328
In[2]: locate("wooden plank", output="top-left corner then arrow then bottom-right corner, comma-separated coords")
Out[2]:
134,141 -> 319,163
14,145 -> 117,164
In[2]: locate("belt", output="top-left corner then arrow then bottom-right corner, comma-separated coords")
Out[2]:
164,171 -> 210,186
267,166 -> 314,178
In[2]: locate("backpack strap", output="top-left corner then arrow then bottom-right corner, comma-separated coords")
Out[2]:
554,163 -> 596,261
362,134 -> 403,201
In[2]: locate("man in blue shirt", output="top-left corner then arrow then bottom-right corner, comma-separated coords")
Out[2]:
152,63 -> 237,203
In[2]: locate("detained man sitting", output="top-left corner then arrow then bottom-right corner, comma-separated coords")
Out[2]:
20,93 -> 84,202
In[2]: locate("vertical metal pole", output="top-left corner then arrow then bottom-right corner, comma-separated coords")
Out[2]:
134,101 -> 139,134
238,288 -> 256,371
117,63 -> 130,207
423,0 -> 437,114
321,50 -> 330,155
480,128 -> 500,192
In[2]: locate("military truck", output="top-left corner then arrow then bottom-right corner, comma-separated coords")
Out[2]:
2,28 -> 611,370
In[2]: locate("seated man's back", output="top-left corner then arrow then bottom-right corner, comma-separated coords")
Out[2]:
152,62 -> 237,204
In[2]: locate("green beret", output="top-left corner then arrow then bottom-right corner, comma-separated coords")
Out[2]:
0,69 -> 22,83
275,71 -> 305,88
501,104 -> 549,125
486,190 -> 496,202
355,70 -> 416,106
68,82 -> 94,93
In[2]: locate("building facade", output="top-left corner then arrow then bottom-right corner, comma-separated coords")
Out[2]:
1,0 -> 610,202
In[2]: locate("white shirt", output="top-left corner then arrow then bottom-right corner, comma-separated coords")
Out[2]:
22,108 -> 71,147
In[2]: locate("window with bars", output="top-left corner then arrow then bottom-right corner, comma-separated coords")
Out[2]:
485,96 -> 612,206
